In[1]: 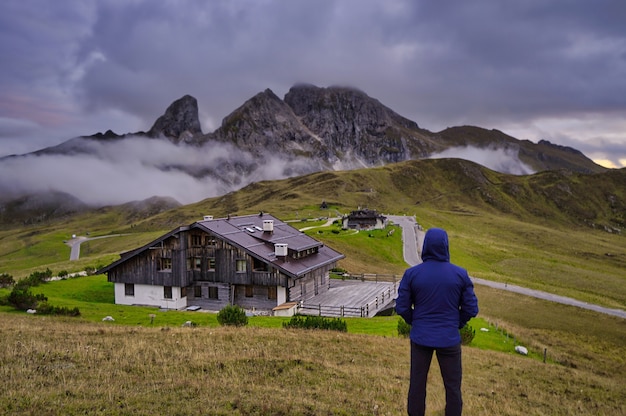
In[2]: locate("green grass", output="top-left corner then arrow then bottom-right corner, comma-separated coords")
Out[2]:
304,223 -> 407,275
0,274 -> 557,366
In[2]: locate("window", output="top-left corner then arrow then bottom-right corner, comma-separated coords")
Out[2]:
236,259 -> 247,272
208,286 -> 219,299
205,237 -> 216,246
191,235 -> 203,246
125,283 -> 134,297
208,258 -> 216,271
268,286 -> 277,300
245,285 -> 253,298
180,286 -> 187,298
164,286 -> 172,299
159,257 -> 172,271
194,285 -> 202,298
253,257 -> 268,271
193,257 -> 202,270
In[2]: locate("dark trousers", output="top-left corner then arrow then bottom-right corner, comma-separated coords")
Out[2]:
408,342 -> 463,416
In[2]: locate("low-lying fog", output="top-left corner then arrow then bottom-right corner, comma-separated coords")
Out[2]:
0,137 -> 533,206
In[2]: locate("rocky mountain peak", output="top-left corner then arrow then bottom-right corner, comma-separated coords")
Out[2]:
211,88 -> 314,157
284,84 -> 420,131
148,94 -> 202,143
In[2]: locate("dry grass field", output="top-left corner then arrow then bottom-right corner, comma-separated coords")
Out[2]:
1,303 -> 624,416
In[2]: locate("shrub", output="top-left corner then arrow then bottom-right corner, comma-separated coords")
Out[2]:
397,317 -> 411,337
57,270 -> 69,278
0,273 -> 15,288
36,302 -> 81,316
7,287 -> 47,311
20,268 -> 53,287
283,315 -> 348,332
460,324 -> 475,345
217,304 -> 248,327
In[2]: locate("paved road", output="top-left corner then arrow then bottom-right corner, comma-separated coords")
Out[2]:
388,215 -> 626,319
388,215 -> 424,266
65,234 -> 129,261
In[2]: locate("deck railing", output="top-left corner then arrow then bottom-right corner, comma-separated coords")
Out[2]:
331,272 -> 402,283
299,281 -> 398,318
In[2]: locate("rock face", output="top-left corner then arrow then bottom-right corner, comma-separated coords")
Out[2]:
148,95 -> 203,143
206,84 -> 441,171
283,84 -> 434,165
209,88 -> 314,157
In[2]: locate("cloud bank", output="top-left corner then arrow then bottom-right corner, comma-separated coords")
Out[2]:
428,146 -> 535,175
0,137 -> 316,206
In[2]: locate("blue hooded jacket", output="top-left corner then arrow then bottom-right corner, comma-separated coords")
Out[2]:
395,228 -> 478,348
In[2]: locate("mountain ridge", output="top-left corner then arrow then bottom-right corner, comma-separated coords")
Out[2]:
0,84 -> 608,214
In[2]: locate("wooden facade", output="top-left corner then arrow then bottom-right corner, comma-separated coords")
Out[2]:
99,214 -> 344,312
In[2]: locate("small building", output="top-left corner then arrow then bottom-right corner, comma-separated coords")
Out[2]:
342,209 -> 387,231
98,213 -> 344,313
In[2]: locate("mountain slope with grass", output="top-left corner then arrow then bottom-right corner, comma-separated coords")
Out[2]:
0,159 -> 625,415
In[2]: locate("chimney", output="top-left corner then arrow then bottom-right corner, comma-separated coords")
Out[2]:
263,220 -> 274,232
275,243 -> 288,257
203,215 -> 213,221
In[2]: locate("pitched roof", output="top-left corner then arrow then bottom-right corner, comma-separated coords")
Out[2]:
98,213 -> 344,279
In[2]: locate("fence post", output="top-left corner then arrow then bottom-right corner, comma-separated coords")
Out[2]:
341,305 -> 344,317
318,304 -> 321,316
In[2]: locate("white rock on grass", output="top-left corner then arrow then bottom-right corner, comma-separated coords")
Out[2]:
102,316 -> 115,321
515,345 -> 528,355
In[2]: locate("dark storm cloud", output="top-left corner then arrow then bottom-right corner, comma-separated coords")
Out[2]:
1,0 -> 625,168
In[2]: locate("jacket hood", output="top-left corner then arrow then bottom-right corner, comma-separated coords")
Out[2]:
421,228 -> 450,262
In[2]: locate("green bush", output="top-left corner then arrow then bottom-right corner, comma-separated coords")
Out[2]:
397,317 -> 410,337
460,324 -> 475,345
36,302 -> 81,316
18,268 -> 53,288
283,315 -> 347,332
217,304 -> 248,327
0,273 -> 15,288
7,287 -> 47,311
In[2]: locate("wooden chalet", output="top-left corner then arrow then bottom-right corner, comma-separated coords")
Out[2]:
98,213 -> 344,313
342,209 -> 387,231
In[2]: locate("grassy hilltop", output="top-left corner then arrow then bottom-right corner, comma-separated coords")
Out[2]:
0,158 -> 625,415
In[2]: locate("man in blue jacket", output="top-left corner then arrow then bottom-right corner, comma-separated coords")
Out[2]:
396,227 -> 479,416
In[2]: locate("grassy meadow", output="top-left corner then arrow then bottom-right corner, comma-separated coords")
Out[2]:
1,159 -> 625,414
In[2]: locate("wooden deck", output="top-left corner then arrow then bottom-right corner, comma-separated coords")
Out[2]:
299,279 -> 398,318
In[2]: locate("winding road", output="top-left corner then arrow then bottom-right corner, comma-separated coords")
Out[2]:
387,215 -> 626,320
65,234 -> 129,261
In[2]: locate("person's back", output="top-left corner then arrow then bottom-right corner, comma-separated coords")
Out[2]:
396,227 -> 478,416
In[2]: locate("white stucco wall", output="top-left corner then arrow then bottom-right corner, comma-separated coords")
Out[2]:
114,283 -> 187,310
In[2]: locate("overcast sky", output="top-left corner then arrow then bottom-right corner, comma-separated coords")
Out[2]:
1,0 -> 625,168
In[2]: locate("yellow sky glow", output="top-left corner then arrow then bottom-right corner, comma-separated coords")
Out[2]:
593,159 -> 626,169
